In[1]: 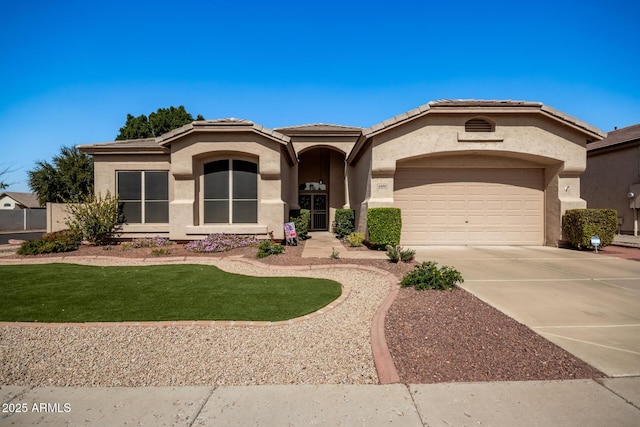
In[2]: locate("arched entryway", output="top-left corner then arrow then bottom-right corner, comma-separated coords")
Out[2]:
298,147 -> 346,231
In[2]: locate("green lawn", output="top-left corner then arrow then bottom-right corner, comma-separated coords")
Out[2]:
0,264 -> 342,322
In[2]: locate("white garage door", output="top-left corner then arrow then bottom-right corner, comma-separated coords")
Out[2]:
394,168 -> 544,245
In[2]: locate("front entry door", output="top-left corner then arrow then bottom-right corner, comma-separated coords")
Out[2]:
299,193 -> 327,230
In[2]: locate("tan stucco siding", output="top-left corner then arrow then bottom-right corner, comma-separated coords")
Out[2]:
280,149 -> 298,221
354,113 -> 588,245
293,138 -> 355,157
328,149 -> 346,228
347,140 -> 373,234
168,132 -> 289,240
93,155 -> 172,236
371,114 -> 587,175
93,155 -> 171,196
583,146 -> 640,234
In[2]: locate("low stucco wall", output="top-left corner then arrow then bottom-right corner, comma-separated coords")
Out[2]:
46,203 -> 72,233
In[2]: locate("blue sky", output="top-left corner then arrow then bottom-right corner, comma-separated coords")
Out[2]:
1,0 -> 639,193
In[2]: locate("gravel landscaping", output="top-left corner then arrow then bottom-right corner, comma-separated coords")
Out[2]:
385,287 -> 605,383
0,259 -> 388,387
0,239 -> 606,386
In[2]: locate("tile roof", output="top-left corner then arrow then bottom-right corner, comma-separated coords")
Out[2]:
362,99 -> 605,139
587,124 -> 640,152
275,123 -> 363,133
77,138 -> 167,154
0,192 -> 42,208
78,119 -> 293,152
156,119 -> 291,146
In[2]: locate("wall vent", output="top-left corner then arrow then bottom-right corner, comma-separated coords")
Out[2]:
465,118 -> 493,132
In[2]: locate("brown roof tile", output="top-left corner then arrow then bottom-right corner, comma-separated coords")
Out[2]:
587,124 -> 640,152
0,192 -> 42,208
275,123 -> 362,134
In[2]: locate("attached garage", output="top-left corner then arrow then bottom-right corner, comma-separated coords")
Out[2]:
394,167 -> 544,245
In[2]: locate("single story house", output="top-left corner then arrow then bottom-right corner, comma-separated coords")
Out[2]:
582,124 -> 640,235
0,192 -> 42,210
0,192 -> 46,231
76,100 -> 604,246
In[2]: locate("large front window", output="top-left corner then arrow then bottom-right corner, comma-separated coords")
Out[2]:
204,159 -> 257,223
117,171 -> 169,223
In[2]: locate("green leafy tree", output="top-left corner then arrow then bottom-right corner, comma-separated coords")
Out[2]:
116,113 -> 154,139
28,146 -> 94,204
116,106 -> 204,140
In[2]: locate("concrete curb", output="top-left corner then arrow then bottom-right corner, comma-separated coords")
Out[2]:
0,255 -> 402,385
370,278 -> 402,384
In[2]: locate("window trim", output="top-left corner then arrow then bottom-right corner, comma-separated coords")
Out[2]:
116,170 -> 169,224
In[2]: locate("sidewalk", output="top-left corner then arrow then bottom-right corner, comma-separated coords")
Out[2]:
614,234 -> 640,248
2,379 -> 639,426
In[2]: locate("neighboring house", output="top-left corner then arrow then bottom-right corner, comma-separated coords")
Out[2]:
0,192 -> 42,210
0,192 -> 46,231
582,124 -> 640,235
76,100 -> 604,246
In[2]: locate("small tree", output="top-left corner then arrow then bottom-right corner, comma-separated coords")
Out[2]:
65,192 -> 121,245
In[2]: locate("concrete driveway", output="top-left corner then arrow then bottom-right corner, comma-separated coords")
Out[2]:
409,245 -> 640,377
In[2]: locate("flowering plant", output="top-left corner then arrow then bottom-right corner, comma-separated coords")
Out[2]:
185,233 -> 259,253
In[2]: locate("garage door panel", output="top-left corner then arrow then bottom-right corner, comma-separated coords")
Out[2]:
394,168 -> 544,245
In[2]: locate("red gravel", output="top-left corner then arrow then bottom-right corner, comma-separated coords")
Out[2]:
598,245 -> 640,261
385,287 -> 605,383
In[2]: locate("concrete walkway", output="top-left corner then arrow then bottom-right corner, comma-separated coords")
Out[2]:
615,234 -> 640,248
2,379 -> 639,426
302,231 -> 387,259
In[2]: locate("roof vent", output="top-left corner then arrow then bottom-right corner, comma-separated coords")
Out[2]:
465,118 -> 493,132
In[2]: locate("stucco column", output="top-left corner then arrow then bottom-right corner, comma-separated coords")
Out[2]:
343,160 -> 350,209
556,171 -> 587,244
260,165 -> 286,240
367,159 -> 395,207
170,176 -> 196,240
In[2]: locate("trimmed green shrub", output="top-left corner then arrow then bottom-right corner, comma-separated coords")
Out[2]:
385,245 -> 416,263
367,208 -> 402,249
65,191 -> 121,245
257,240 -> 285,258
17,230 -> 81,255
289,209 -> 310,240
345,232 -> 364,247
562,208 -> 617,249
401,261 -> 463,291
333,209 -> 355,239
